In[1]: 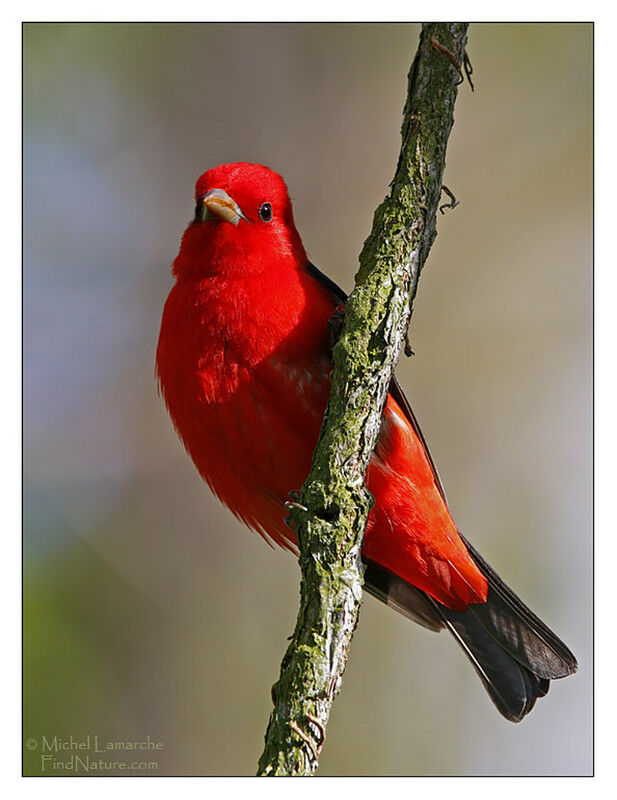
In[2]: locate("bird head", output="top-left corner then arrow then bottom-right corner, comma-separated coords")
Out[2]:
173,163 -> 307,278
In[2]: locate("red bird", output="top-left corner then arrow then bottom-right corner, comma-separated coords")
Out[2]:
156,162 -> 577,721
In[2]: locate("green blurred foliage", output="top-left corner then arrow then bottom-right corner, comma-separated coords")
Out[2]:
24,23 -> 591,775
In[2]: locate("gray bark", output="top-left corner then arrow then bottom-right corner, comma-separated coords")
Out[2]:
257,22 -> 470,777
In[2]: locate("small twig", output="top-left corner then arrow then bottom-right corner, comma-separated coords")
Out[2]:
463,51 -> 475,92
404,334 -> 415,357
439,185 -> 460,214
286,713 -> 325,766
431,36 -> 463,82
284,499 -> 308,527
288,721 -> 319,764
284,500 -> 308,513
305,713 -> 326,755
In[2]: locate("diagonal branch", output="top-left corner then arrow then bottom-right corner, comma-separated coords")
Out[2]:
257,22 -> 470,776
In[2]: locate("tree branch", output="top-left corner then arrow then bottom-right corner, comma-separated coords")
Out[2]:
257,22 -> 470,776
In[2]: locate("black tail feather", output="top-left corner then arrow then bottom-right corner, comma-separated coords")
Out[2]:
458,533 -> 578,679
429,598 -> 552,722
364,561 -> 443,632
364,543 -> 577,723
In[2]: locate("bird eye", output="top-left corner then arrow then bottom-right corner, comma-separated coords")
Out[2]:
258,202 -> 273,223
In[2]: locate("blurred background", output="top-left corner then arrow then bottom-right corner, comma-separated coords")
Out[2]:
23,23 -> 592,776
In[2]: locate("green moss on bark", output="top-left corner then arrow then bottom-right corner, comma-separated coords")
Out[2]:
257,22 -> 470,776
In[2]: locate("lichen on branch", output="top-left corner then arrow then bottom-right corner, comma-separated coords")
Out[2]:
257,22 -> 470,776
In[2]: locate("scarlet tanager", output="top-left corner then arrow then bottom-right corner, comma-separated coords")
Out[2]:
156,162 -> 577,722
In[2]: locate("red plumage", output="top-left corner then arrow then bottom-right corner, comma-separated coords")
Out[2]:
156,163 -> 576,721
156,162 -> 486,610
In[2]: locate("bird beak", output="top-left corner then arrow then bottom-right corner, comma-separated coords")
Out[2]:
201,188 -> 249,226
